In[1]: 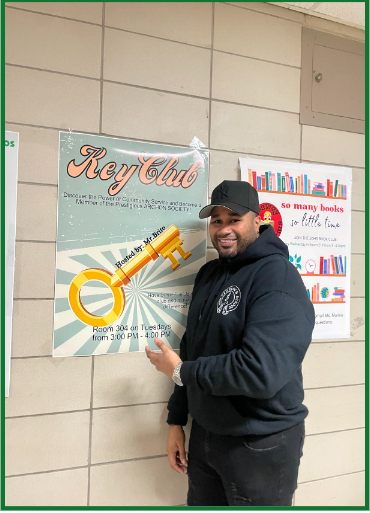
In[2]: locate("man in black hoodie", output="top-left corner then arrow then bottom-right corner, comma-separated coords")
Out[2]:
146,180 -> 315,506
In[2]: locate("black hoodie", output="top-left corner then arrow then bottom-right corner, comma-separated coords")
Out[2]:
167,224 -> 315,436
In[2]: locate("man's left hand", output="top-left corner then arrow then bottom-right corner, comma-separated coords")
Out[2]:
145,338 -> 181,378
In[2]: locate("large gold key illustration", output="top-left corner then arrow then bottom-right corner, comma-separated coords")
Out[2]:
69,225 -> 191,327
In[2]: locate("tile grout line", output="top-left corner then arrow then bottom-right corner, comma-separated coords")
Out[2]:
6,63 -> 301,116
99,3 -> 105,136
90,453 -> 167,469
5,62 -> 100,82
298,469 -> 365,486
207,2 -> 215,150
219,2 -> 304,26
5,465 -> 89,479
104,25 -> 211,51
214,48 -> 301,70
305,426 -> 364,438
18,181 -> 57,188
5,390 -> 365,419
5,454 -> 169,479
5,121 -> 366,170
5,401 -> 169,420
304,383 -> 365,391
5,459 -> 365,482
4,5 -> 103,26
87,355 -> 95,506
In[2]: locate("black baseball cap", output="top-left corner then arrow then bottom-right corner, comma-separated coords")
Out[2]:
199,180 -> 260,219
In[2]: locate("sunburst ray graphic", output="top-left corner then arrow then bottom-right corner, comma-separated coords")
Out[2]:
53,230 -> 206,357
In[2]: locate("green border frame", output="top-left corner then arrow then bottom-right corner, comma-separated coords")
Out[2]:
1,0 -> 368,510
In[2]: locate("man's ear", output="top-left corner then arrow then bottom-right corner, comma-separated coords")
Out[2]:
254,215 -> 261,233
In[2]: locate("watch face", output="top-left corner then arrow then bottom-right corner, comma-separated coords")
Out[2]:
305,259 -> 316,273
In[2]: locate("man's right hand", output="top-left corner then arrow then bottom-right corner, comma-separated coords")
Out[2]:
166,425 -> 188,474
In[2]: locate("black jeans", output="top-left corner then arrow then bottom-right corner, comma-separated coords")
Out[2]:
187,420 -> 305,506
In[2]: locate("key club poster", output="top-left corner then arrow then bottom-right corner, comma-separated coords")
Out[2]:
54,133 -> 208,357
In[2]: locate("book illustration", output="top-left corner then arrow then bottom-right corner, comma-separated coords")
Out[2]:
302,255 -> 346,276
68,225 -> 191,327
306,284 -> 345,304
247,169 -> 347,199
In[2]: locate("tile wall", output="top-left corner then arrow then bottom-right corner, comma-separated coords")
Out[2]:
5,2 -> 365,506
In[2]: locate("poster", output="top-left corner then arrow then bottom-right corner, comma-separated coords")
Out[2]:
54,133 -> 208,357
240,158 -> 351,340
5,131 -> 19,396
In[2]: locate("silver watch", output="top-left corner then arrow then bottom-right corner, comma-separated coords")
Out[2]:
172,362 -> 183,386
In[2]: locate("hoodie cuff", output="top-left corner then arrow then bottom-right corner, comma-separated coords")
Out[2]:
180,360 -> 195,387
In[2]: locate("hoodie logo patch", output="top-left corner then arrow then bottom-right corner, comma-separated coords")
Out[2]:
217,286 -> 241,316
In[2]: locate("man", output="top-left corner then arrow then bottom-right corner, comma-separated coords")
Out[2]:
145,180 -> 314,506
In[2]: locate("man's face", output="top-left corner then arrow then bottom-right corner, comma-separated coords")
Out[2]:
209,206 -> 261,259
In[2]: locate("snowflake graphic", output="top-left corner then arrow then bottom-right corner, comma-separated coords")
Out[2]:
289,254 -> 302,270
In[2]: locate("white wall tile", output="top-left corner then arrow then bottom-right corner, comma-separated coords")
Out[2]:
102,82 -> 209,146
352,168 -> 365,211
351,254 -> 365,297
6,66 -> 100,132
214,3 -> 301,66
6,357 -> 92,417
14,242 -> 55,298
295,471 -> 365,506
304,385 -> 365,435
212,51 -> 301,112
16,184 -> 57,241
228,2 -> 305,23
5,124 -> 59,185
105,2 -> 212,48
5,2 -> 103,24
91,403 -> 168,464
104,29 -> 210,97
12,300 -> 54,357
211,102 -> 300,158
298,429 -> 365,483
303,341 -> 365,388
302,126 -> 365,168
5,468 -> 88,506
5,412 -> 90,475
351,211 -> 365,253
93,352 -> 174,408
6,8 -> 102,78
206,248 -> 218,262
90,457 -> 188,506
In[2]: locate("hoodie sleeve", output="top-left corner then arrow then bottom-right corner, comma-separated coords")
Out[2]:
180,290 -> 314,399
165,261 -> 217,425
166,329 -> 189,426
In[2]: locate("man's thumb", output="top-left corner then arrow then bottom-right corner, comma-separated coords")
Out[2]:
154,338 -> 167,352
178,446 -> 187,466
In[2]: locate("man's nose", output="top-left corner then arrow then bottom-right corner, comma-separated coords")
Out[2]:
217,225 -> 233,236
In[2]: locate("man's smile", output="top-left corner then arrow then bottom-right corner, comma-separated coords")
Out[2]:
218,238 -> 237,247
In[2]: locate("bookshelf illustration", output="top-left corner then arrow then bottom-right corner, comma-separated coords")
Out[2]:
301,255 -> 346,277
247,169 -> 347,199
307,285 -> 345,304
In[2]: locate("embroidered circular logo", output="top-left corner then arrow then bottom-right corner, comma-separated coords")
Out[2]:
217,286 -> 241,316
259,202 -> 283,238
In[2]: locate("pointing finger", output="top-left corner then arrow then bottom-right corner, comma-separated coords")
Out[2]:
154,338 -> 168,352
